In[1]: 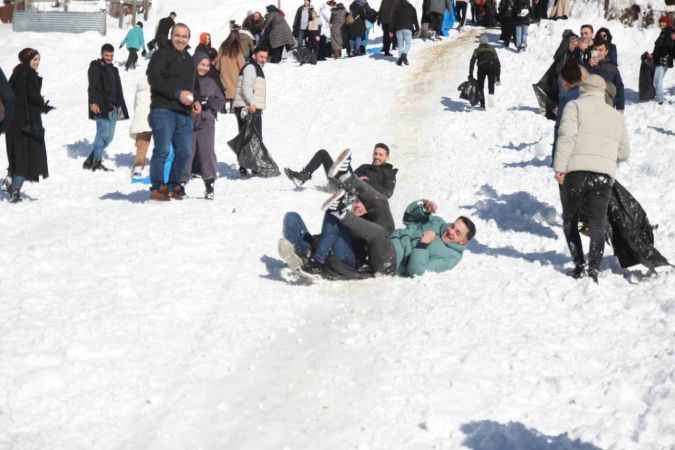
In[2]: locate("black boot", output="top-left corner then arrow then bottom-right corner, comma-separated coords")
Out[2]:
403,53 -> 409,65
570,263 -> 586,279
284,168 -> 311,187
587,267 -> 599,284
92,160 -> 112,172
8,189 -> 22,203
82,153 -> 95,170
204,179 -> 215,200
239,167 -> 249,178
396,56 -> 403,66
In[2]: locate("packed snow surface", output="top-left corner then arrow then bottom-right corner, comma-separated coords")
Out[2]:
0,1 -> 674,449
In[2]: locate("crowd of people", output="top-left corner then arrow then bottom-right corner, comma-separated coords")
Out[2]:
0,2 -> 673,281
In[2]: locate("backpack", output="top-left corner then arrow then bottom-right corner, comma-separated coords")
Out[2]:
458,78 -> 480,106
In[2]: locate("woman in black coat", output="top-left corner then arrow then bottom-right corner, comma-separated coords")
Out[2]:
4,48 -> 53,203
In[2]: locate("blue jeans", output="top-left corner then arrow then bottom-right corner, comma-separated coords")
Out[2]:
396,29 -> 412,57
298,30 -> 306,48
283,212 -> 357,268
149,108 -> 193,189
515,25 -> 529,49
350,36 -> 363,54
11,175 -> 25,192
654,65 -> 669,103
92,109 -> 118,161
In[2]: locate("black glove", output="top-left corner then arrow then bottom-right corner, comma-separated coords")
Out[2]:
141,49 -> 147,57
42,100 -> 55,114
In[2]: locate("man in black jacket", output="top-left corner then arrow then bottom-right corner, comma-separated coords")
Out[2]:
147,23 -> 197,201
284,143 -> 398,197
586,39 -> 625,111
378,0 -> 401,56
84,44 -> 129,172
155,12 -> 176,49
393,0 -> 419,66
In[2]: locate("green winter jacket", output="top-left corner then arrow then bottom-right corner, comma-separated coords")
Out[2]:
390,201 -> 466,277
121,25 -> 146,51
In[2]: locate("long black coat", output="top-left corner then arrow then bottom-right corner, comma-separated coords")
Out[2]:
606,181 -> 670,270
87,59 -> 129,121
5,63 -> 48,181
0,67 -> 15,134
349,1 -> 368,37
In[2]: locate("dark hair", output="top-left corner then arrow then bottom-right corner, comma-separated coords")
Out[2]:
253,46 -> 269,54
18,48 -> 39,64
560,59 -> 581,85
173,23 -> 191,37
595,27 -> 612,42
592,38 -> 609,50
580,24 -> 593,33
458,216 -> 476,241
220,30 -> 243,58
136,21 -> 143,28
169,11 -> 176,16
101,43 -> 115,54
374,142 -> 390,155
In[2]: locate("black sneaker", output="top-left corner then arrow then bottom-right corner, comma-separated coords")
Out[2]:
587,268 -> 599,284
327,148 -> 353,182
284,168 -> 311,187
301,258 -> 324,275
204,179 -> 215,200
82,154 -> 95,170
321,189 -> 353,219
396,56 -> 403,66
8,191 -> 22,203
570,264 -> 586,279
403,54 -> 409,65
239,167 -> 249,178
92,160 -> 113,172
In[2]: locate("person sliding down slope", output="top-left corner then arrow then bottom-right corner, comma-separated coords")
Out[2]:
469,34 -> 501,109
284,143 -> 398,197
321,150 -> 476,278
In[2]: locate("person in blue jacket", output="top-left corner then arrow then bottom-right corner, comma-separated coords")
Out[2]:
120,21 -> 146,71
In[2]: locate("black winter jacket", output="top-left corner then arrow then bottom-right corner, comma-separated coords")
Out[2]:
653,27 -> 674,68
147,46 -> 196,114
512,0 -> 531,25
354,162 -> 398,198
155,16 -> 175,41
392,0 -> 419,33
587,59 -> 625,110
87,59 -> 129,120
378,0 -> 401,25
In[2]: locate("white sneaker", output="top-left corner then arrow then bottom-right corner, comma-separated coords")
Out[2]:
131,166 -> 143,178
487,94 -> 495,108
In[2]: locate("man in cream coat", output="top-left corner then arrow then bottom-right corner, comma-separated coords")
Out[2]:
554,74 -> 631,282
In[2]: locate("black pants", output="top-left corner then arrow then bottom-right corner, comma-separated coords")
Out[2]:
561,171 -> 613,270
269,46 -> 284,63
304,149 -> 333,176
500,19 -> 514,45
318,35 -> 331,60
455,1 -> 468,27
339,177 -> 396,274
477,68 -> 497,106
382,23 -> 397,54
125,48 -> 139,70
428,12 -> 443,34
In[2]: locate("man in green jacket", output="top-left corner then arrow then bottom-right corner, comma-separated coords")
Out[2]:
323,150 -> 476,277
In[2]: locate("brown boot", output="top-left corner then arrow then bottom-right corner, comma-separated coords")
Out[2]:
150,185 -> 170,201
169,184 -> 186,200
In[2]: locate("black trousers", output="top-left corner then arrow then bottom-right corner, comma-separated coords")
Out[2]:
339,176 -> 396,274
382,23 -> 397,54
561,171 -> 613,270
269,46 -> 284,63
125,48 -> 139,70
428,12 -> 443,34
477,68 -> 497,106
304,149 -> 333,176
455,1 -> 468,27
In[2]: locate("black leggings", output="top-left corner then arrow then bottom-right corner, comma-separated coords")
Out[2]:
382,23 -> 397,53
561,171 -> 612,270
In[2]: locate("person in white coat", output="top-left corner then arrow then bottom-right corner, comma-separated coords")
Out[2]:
129,79 -> 152,177
320,1 -> 336,60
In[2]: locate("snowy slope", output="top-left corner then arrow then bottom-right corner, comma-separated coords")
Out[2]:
0,1 -> 674,450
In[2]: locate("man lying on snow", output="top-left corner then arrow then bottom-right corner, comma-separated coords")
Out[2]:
279,150 -> 476,279
284,143 -> 398,198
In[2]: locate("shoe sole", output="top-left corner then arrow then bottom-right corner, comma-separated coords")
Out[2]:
327,148 -> 351,179
284,168 -> 305,188
321,189 -> 346,211
278,238 -> 304,270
